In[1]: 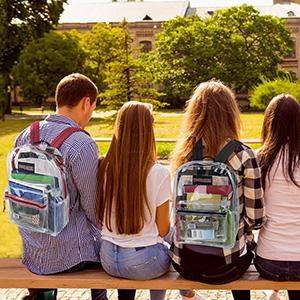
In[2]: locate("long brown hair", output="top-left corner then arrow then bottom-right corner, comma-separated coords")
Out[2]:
259,94 -> 300,188
170,80 -> 241,174
96,101 -> 156,234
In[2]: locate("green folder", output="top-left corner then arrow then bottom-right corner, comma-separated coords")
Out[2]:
11,172 -> 55,185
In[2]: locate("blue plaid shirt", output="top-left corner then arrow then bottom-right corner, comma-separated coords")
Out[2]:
15,114 -> 101,274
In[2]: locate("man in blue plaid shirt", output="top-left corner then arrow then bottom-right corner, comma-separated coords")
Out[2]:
15,73 -> 106,300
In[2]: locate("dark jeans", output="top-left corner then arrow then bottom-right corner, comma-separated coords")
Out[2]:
22,262 -> 135,300
23,288 -> 136,300
173,249 -> 254,300
118,289 -> 136,300
254,255 -> 300,300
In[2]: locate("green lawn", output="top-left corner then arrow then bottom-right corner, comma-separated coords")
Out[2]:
0,112 -> 263,258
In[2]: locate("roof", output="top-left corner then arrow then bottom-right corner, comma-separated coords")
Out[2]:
59,1 -> 190,23
194,3 -> 300,19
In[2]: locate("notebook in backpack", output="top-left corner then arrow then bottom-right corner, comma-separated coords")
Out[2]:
173,139 -> 241,249
4,121 -> 88,236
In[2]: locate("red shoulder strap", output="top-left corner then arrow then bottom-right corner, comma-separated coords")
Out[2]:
30,121 -> 40,144
51,127 -> 90,149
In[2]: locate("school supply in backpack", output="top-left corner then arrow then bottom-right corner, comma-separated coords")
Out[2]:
173,139 -> 241,249
4,121 -> 88,236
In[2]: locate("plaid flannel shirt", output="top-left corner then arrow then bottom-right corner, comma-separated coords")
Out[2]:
170,143 -> 265,265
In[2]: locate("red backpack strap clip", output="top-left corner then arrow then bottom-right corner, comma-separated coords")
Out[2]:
30,121 -> 40,144
51,127 -> 90,149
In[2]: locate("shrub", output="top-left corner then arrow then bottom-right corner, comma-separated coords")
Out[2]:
250,77 -> 300,110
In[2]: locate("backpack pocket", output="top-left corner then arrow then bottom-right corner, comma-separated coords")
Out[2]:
5,195 -> 48,232
176,209 -> 235,248
5,179 -> 50,233
5,178 -> 69,236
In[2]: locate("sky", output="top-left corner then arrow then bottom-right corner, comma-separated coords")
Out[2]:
68,0 -> 274,7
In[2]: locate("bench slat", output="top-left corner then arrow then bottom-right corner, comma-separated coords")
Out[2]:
1,259 -> 300,290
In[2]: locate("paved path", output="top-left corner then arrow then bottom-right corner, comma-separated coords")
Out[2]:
0,289 -> 289,300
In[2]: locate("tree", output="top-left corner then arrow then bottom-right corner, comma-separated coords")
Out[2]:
206,5 -> 292,91
152,16 -> 217,106
13,31 -> 86,105
100,20 -> 162,110
0,0 -> 67,116
82,23 -> 125,93
153,6 -> 292,107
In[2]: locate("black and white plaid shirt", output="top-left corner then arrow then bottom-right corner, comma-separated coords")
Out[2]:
170,143 -> 265,265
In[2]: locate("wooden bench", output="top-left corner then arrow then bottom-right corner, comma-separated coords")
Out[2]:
1,259 -> 300,290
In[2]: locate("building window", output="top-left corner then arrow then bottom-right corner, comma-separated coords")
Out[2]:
287,11 -> 295,17
140,40 -> 152,53
286,38 -> 296,59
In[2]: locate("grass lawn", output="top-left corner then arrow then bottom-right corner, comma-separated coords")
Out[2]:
0,112 -> 263,258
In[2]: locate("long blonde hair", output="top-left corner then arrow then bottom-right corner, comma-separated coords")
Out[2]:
170,80 -> 241,174
96,101 -> 156,234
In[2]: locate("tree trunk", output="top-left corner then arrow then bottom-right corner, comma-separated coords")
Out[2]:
124,32 -> 131,102
0,72 -> 10,120
0,101 -> 5,121
4,77 -> 11,115
1,72 -> 11,115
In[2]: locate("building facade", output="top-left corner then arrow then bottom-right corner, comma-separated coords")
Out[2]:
58,1 -> 190,54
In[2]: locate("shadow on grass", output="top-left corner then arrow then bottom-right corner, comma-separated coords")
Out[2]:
90,113 -> 116,126
0,115 -> 116,138
0,119 -> 34,138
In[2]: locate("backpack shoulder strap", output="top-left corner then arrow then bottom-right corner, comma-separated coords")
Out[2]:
192,139 -> 203,160
30,121 -> 40,144
51,127 -> 90,149
214,140 -> 243,163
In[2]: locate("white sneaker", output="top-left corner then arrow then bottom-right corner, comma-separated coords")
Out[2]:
263,290 -> 280,300
181,292 -> 207,300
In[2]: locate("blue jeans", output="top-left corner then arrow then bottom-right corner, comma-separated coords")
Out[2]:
254,255 -> 300,300
100,240 -> 171,300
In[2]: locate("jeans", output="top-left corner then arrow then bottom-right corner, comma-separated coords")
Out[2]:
254,255 -> 300,300
100,240 -> 171,300
173,248 -> 254,300
22,262 -> 107,300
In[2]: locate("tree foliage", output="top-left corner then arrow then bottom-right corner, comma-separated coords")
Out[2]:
82,23 -> 125,93
250,76 -> 300,110
13,31 -> 86,105
100,21 -> 163,110
153,5 -> 292,107
208,5 -> 292,90
0,0 -> 67,114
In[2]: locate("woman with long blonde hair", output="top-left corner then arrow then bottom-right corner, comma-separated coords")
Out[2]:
170,80 -> 265,300
96,101 -> 171,300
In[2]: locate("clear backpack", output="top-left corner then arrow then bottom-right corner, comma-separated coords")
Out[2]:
4,121 -> 87,236
173,140 -> 241,249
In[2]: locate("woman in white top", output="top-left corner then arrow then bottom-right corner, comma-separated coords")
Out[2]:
255,94 -> 300,300
96,101 -> 171,300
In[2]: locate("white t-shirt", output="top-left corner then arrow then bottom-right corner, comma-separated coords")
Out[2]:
256,151 -> 300,261
101,163 -> 172,248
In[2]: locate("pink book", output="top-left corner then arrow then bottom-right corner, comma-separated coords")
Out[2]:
183,185 -> 232,196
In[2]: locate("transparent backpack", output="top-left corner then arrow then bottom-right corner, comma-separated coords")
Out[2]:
5,122 -> 87,236
173,140 -> 241,249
